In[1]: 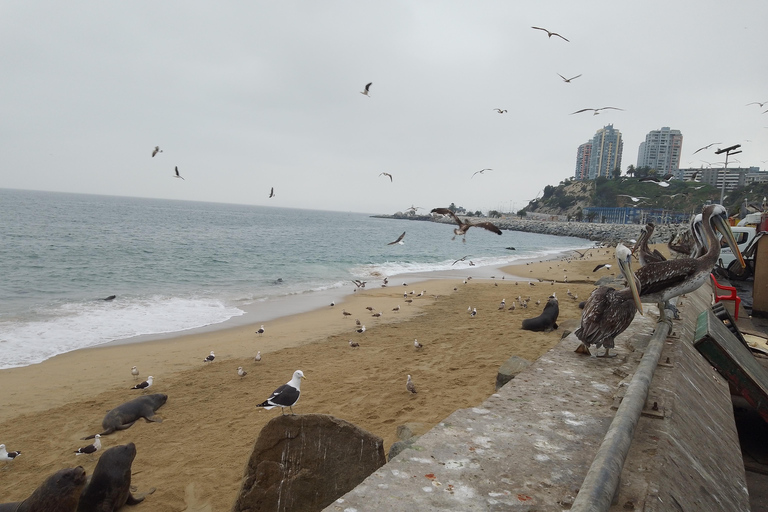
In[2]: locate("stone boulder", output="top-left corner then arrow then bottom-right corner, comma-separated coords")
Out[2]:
496,355 -> 531,390
232,414 -> 386,512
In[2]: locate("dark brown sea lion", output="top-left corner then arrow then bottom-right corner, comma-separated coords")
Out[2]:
521,295 -> 560,332
0,466 -> 87,512
76,443 -> 151,511
82,393 -> 167,440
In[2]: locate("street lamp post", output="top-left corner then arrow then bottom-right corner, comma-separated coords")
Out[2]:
714,144 -> 742,204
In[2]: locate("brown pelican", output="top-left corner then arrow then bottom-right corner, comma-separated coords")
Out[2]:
575,244 -> 643,357
633,223 -> 666,266
634,204 -> 745,322
430,208 -> 502,240
531,26 -> 569,42
360,82 -> 372,96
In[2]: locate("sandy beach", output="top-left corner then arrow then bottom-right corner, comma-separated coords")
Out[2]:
0,247 -> 624,511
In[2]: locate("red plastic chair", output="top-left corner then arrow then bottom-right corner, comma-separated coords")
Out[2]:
710,273 -> 741,320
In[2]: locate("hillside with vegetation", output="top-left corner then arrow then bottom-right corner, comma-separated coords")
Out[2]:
521,176 -> 768,221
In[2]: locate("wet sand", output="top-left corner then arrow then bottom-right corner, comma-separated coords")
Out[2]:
0,247 -> 619,511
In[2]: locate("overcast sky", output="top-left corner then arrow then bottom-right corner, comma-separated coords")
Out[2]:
2,1 -> 767,214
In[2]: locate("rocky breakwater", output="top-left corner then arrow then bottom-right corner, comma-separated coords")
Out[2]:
434,216 -> 682,244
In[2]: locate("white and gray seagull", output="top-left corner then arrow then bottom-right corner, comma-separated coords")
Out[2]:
360,82 -> 372,96
256,370 -> 306,415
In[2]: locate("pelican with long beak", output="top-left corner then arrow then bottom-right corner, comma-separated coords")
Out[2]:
575,244 -> 643,358
635,204 -> 745,322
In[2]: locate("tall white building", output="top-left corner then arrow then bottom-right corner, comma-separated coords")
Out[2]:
588,124 -> 623,179
637,127 -> 683,173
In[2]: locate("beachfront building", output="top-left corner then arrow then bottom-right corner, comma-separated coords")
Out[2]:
587,124 -> 623,179
574,141 -> 592,180
673,166 -> 767,190
636,127 -> 683,173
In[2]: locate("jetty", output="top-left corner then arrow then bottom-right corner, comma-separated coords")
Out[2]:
326,278 -> 768,511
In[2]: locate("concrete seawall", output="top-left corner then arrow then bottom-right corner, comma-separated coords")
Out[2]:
325,286 -> 749,511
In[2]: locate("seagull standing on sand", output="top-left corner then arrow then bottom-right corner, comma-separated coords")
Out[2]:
256,325 -> 265,336
131,366 -> 139,380
1,444 -> 21,468
174,166 -> 185,180
238,367 -> 248,378
203,351 -> 215,363
388,232 -> 406,245
360,82 -> 372,96
349,340 -> 360,348
152,146 -> 163,157
414,339 -> 423,349
470,307 -> 477,317
256,370 -> 306,415
406,374 -> 417,394
75,435 -> 101,457
131,376 -> 153,390
254,351 -> 262,362
531,26 -> 569,41
356,325 -> 366,333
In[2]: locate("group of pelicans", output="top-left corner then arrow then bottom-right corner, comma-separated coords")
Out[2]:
575,203 -> 746,357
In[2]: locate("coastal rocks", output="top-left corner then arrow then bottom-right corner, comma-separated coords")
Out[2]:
496,355 -> 531,390
232,414 -> 386,512
387,423 -> 426,460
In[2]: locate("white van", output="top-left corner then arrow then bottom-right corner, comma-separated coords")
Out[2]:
718,225 -> 756,276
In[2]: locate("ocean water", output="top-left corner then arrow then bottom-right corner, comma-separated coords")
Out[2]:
0,189 -> 589,369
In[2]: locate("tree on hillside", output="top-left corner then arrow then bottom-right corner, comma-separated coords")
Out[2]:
612,167 -> 621,180
626,165 -> 636,178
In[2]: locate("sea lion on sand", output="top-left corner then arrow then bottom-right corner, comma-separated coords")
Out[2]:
521,295 -> 559,332
0,466 -> 86,512
82,393 -> 167,440
76,443 -> 153,511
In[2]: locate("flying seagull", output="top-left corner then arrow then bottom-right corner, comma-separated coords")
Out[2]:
388,231 -> 406,245
472,168 -> 492,178
174,166 -> 185,180
592,263 -> 612,272
269,187 -> 275,198
256,370 -> 306,415
692,142 -> 721,155
493,108 -> 507,113
379,172 -> 393,182
452,255 -> 472,265
746,101 -> 768,108
617,194 -> 649,203
638,176 -> 670,187
75,435 -> 101,456
531,26 -> 569,42
152,146 -> 163,157
570,107 -> 624,115
131,375 -> 153,390
557,73 -> 582,83
430,207 -> 502,240
360,82 -> 372,96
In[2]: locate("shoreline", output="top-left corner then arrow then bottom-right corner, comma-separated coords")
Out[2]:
0,246 -> 618,510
